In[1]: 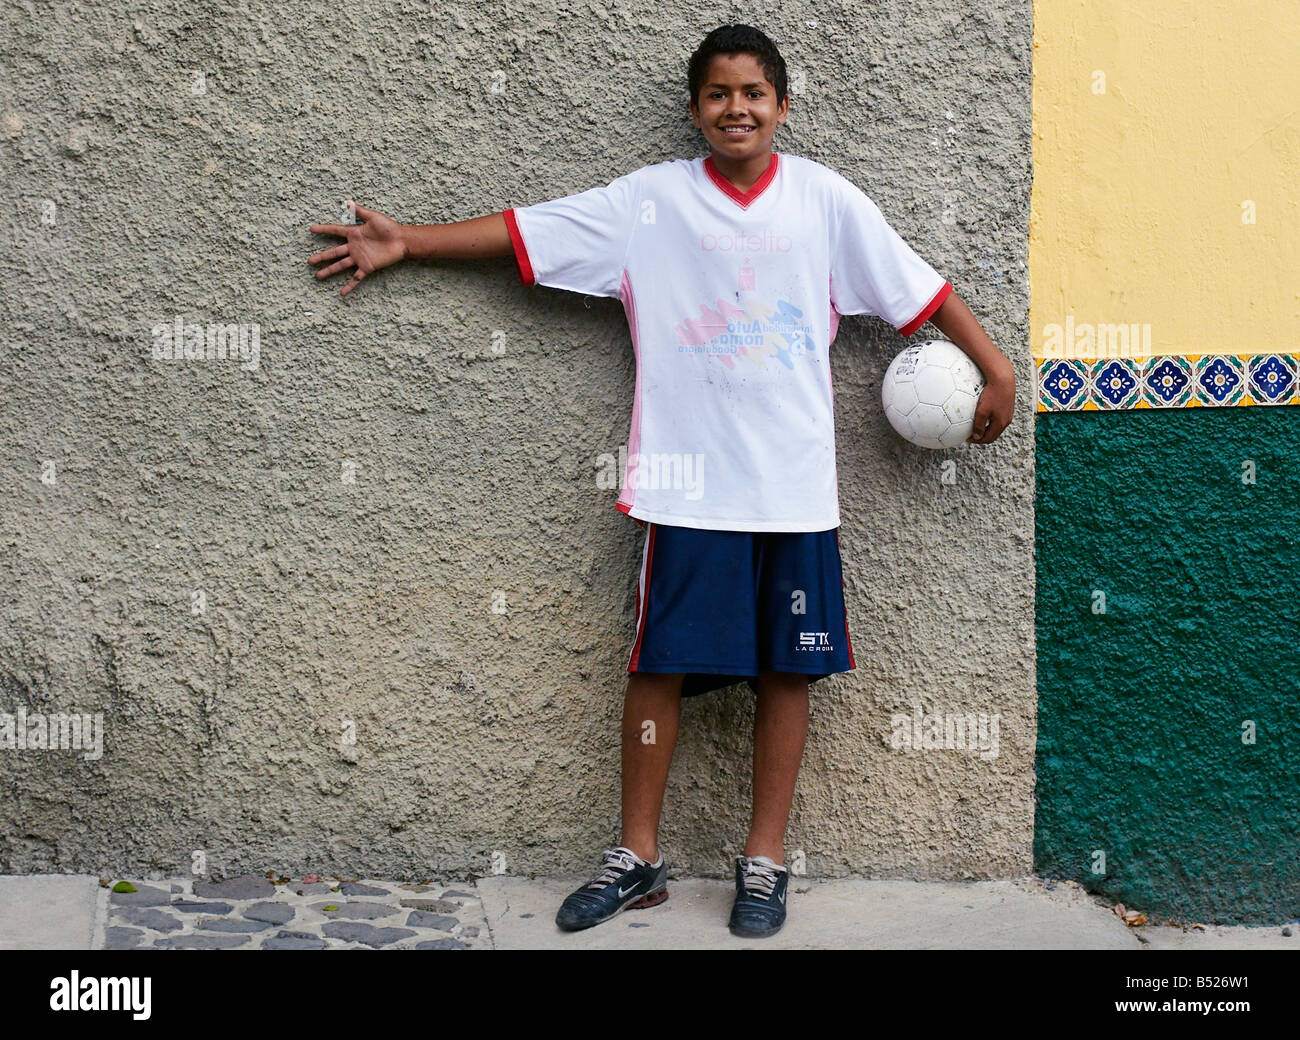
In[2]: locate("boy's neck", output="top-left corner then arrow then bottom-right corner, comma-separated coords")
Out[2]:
707,149 -> 775,194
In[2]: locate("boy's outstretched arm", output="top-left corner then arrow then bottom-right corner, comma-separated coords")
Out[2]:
308,200 -> 513,297
928,291 -> 1016,444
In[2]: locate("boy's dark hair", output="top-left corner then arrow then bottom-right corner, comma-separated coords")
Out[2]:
687,24 -> 788,107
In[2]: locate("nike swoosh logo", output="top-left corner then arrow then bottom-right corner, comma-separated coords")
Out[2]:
618,882 -> 642,898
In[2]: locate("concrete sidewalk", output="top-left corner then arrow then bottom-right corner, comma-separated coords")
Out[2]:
0,873 -> 1295,950
0,875 -> 107,950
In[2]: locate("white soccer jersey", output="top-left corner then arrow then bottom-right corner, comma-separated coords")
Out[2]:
504,151 -> 952,532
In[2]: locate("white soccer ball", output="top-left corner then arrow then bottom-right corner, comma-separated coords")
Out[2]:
881,339 -> 985,449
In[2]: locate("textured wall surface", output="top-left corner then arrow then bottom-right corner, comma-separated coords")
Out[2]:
1035,408 -> 1300,925
0,0 -> 1033,881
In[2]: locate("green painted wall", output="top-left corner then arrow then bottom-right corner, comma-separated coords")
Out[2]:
1034,408 -> 1300,925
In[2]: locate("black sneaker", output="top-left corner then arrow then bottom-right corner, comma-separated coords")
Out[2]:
728,854 -> 789,938
555,846 -> 668,931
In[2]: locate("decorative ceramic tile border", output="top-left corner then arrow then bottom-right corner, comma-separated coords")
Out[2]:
1036,355 -> 1300,411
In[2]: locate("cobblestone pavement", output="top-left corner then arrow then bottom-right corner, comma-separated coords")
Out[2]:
104,874 -> 490,950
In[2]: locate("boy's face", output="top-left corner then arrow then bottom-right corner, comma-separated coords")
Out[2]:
690,52 -> 788,161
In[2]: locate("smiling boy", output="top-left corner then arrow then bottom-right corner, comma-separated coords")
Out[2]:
308,24 -> 1015,939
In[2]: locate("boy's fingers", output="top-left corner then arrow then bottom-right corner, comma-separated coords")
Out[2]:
348,201 -> 378,221
307,243 -> 350,265
972,412 -> 1010,443
309,223 -> 352,237
339,269 -> 367,296
316,256 -> 356,279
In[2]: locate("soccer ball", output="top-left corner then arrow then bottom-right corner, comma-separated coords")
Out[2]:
881,339 -> 985,449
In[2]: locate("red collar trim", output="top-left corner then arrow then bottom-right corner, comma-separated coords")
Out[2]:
703,152 -> 779,209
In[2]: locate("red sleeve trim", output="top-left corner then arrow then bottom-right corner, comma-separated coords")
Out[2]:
898,280 -> 953,338
616,501 -> 646,526
503,208 -> 534,286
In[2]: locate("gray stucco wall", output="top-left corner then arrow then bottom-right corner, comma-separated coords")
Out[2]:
0,0 -> 1033,881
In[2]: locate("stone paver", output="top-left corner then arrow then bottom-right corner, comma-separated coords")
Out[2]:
108,884 -> 171,907
340,882 -> 391,897
110,906 -> 183,932
405,910 -> 459,930
322,922 -> 417,947
399,896 -> 461,912
244,902 -> 295,925
193,875 -> 275,900
156,933 -> 251,949
262,930 -> 329,950
309,900 -> 401,920
171,901 -> 233,914
104,926 -> 144,949
199,918 -> 273,933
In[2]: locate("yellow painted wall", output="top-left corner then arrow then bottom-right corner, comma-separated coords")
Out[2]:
1031,0 -> 1300,359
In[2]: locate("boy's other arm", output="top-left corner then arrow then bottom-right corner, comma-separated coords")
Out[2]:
928,291 -> 1016,444
400,213 -> 513,261
308,201 -> 513,297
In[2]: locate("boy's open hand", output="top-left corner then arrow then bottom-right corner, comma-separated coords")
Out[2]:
308,201 -> 408,297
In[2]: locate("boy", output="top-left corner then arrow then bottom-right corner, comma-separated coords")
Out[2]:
308,24 -> 1015,939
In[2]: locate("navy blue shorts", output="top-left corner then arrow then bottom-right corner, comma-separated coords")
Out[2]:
626,521 -> 856,698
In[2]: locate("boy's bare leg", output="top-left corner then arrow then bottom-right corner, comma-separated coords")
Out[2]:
619,672 -> 684,862
743,670 -> 810,862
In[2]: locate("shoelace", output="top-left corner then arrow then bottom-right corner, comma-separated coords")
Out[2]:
584,847 -> 639,890
739,857 -> 784,901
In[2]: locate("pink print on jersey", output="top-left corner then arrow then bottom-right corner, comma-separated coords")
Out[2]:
674,296 -> 815,371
